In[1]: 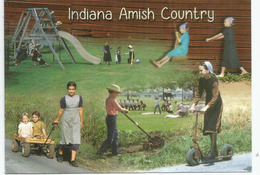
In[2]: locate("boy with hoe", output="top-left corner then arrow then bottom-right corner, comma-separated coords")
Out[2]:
97,84 -> 128,156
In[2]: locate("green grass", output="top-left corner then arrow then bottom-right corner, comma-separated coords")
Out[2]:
5,37 -> 251,172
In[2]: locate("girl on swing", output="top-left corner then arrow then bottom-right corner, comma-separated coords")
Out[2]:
153,22 -> 190,68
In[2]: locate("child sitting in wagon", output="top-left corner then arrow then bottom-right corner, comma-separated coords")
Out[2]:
18,112 -> 34,139
32,111 -> 47,139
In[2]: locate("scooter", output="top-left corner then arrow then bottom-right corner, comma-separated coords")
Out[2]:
186,109 -> 234,166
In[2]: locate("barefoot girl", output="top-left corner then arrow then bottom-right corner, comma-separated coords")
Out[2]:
153,22 -> 190,68
54,81 -> 83,167
189,61 -> 223,159
206,17 -> 248,77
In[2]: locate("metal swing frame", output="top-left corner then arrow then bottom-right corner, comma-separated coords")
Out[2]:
11,8 -> 75,70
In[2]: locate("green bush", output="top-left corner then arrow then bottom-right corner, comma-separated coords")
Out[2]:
220,72 -> 251,82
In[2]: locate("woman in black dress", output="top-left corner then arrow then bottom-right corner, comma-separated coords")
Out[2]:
189,61 -> 223,159
206,17 -> 248,77
103,41 -> 112,65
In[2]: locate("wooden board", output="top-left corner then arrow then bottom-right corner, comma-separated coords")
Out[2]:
4,0 -> 251,72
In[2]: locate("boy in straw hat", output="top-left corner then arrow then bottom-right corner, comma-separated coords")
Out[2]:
125,45 -> 135,65
97,84 -> 128,156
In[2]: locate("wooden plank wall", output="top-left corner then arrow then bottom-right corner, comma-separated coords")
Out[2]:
4,0 -> 251,72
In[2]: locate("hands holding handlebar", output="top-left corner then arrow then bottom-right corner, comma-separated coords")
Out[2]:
189,104 -> 209,114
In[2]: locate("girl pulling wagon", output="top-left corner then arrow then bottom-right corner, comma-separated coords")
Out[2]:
54,81 -> 83,167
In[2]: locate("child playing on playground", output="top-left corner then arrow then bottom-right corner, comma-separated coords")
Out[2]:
97,84 -> 128,156
189,61 -> 223,160
153,22 -> 190,68
13,43 -> 28,66
125,45 -> 135,65
115,47 -> 121,64
53,81 -> 83,167
18,112 -> 33,138
103,41 -> 112,65
32,111 -> 47,139
206,17 -> 248,77
31,44 -> 50,67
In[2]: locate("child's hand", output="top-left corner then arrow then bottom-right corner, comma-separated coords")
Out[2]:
206,38 -> 211,42
81,122 -> 83,129
124,109 -> 129,113
52,121 -> 59,127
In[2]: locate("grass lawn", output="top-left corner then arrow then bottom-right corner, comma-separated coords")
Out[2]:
5,37 -> 251,172
5,37 -> 191,135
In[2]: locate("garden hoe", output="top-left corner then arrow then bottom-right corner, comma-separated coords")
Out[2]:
121,112 -> 165,150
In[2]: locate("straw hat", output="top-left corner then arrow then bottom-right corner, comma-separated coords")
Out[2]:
56,21 -> 62,25
128,45 -> 133,49
106,84 -> 122,94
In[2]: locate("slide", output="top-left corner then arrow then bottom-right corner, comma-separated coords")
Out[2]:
58,31 -> 101,65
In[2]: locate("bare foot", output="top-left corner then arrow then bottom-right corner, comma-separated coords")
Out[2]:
240,71 -> 248,76
217,74 -> 224,78
152,61 -> 162,68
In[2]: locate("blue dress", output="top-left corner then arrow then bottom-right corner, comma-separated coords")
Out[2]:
166,32 -> 190,57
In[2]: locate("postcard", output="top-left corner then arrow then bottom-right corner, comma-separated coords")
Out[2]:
2,0 -> 260,174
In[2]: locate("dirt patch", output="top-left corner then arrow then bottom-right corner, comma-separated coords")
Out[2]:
219,81 -> 251,97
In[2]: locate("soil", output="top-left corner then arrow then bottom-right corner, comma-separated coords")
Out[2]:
78,81 -> 251,173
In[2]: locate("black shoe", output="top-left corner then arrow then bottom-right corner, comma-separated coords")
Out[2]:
56,154 -> 63,163
204,151 -> 218,160
70,160 -> 78,167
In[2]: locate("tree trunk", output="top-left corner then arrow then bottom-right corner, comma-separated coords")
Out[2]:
127,89 -> 130,100
162,87 -> 165,100
182,89 -> 184,103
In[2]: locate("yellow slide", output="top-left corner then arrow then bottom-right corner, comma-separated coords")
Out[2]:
58,31 -> 101,65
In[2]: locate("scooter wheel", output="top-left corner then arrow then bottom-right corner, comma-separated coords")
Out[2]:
220,144 -> 233,160
186,148 -> 201,166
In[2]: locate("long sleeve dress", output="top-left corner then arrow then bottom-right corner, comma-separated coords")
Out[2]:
221,27 -> 242,68
193,76 -> 223,135
60,95 -> 83,145
166,32 -> 190,57
103,45 -> 112,62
